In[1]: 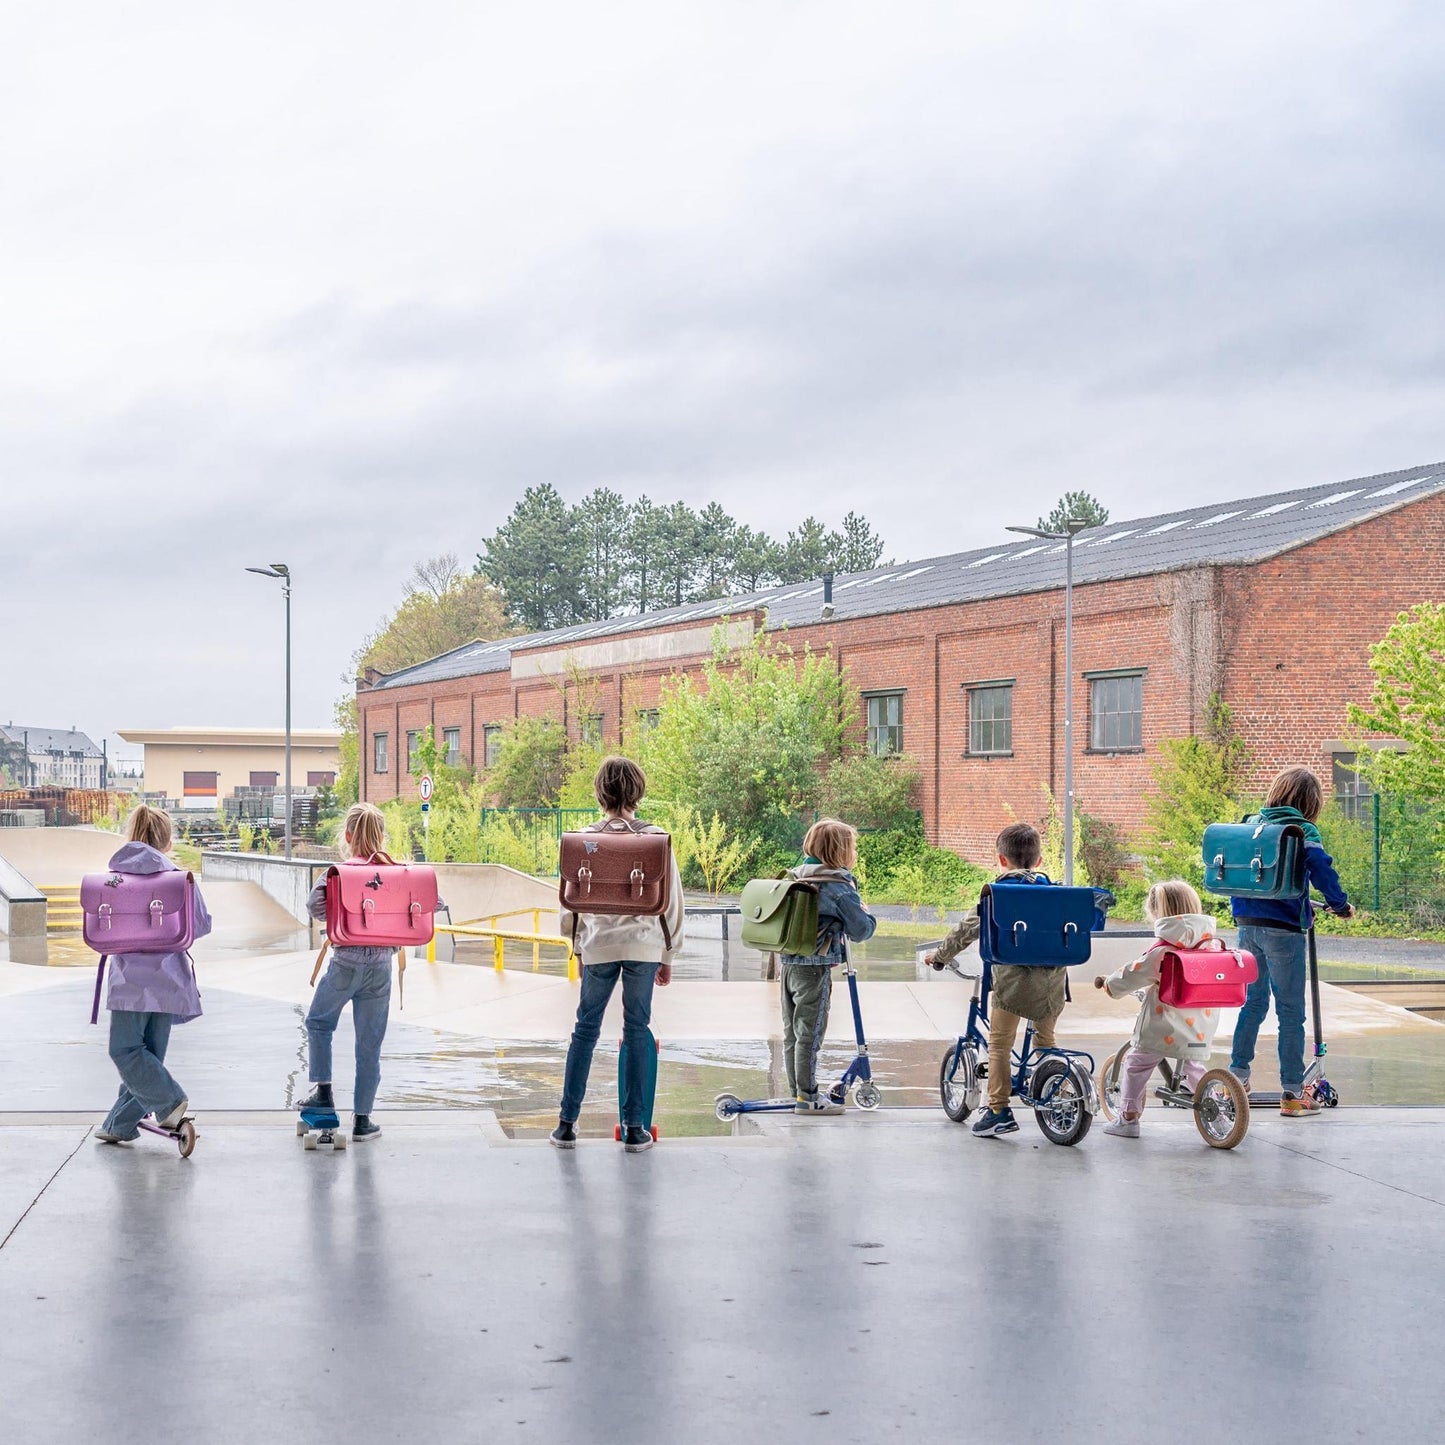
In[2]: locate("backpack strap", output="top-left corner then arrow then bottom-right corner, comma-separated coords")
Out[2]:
90,956 -> 108,1025
309,940 -> 330,986
396,947 -> 405,1010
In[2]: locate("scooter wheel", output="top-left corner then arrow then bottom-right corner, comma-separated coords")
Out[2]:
614,1124 -> 622,1141
176,1120 -> 197,1159
853,1082 -> 882,1111
714,1093 -> 743,1121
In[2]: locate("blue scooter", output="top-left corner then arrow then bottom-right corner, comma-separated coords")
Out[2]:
714,940 -> 881,1120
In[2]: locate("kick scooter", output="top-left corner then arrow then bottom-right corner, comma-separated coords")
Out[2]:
136,1113 -> 198,1158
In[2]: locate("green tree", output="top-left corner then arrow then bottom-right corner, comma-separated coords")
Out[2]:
818,754 -> 920,831
623,496 -> 664,613
359,554 -> 513,676
695,501 -> 738,598
1138,696 -> 1249,893
732,526 -> 780,593
487,717 -> 570,807
655,501 -> 701,607
476,484 -> 587,630
834,511 -> 888,574
641,627 -> 852,851
777,517 -> 835,582
1038,490 -> 1109,532
577,487 -> 630,621
1347,603 -> 1445,806
334,696 -> 360,807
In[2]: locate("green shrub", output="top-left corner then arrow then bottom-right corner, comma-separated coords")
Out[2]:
817,754 -> 921,832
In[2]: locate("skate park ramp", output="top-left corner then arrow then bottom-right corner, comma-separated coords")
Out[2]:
0,827 -> 119,888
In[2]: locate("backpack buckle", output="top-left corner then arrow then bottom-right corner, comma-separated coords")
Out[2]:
99,902 -> 112,929
149,899 -> 164,926
578,865 -> 592,896
1012,920 -> 1027,941
630,867 -> 645,899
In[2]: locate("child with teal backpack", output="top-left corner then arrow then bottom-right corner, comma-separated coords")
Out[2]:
1228,767 -> 1354,1116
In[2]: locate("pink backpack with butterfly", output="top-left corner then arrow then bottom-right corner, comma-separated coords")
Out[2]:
1156,946 -> 1258,1008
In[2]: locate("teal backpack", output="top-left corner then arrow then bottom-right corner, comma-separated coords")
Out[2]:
739,875 -> 820,955
1201,818 -> 1307,898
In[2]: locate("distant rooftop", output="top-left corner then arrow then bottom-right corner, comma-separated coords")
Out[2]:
117,727 -> 342,747
0,725 -> 103,757
366,460 -> 1445,693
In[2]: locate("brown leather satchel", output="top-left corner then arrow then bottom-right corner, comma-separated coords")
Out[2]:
558,817 -> 673,948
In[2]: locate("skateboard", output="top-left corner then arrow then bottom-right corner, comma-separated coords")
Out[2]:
613,1029 -> 660,1143
296,1105 -> 349,1151
137,1115 -> 198,1157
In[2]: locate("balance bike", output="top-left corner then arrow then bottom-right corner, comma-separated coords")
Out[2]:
296,1104 -> 349,1151
614,1029 -> 661,1143
715,942 -> 881,1121
1098,1043 -> 1250,1149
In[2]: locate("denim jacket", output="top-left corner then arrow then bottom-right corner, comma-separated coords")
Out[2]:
779,861 -> 877,965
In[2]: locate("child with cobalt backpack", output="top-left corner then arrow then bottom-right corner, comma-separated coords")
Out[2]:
780,818 -> 877,1115
1092,879 -> 1223,1138
1228,766 -> 1354,1116
923,821 -> 1060,1138
93,805 -> 212,1144
297,802 -> 413,1143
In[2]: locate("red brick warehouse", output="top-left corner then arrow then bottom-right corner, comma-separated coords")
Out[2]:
358,462 -> 1445,862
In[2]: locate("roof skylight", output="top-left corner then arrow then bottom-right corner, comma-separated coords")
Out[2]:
1308,489 -> 1364,508
1366,476 -> 1431,498
1251,501 -> 1300,517
1143,518 -> 1191,536
1086,529 -> 1139,546
966,552 -> 1009,568
1192,511 -> 1244,528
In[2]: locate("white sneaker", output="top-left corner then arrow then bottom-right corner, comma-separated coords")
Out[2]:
154,1100 -> 188,1131
1104,1116 -> 1140,1138
94,1126 -> 134,1143
795,1096 -> 846,1116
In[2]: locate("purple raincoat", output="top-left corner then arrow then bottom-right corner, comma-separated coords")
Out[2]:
102,842 -> 211,1021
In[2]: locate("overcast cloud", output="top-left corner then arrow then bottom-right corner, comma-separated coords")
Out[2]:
2,2 -> 1443,752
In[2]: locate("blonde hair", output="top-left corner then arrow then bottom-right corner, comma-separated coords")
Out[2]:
343,802 -> 388,860
1265,766 -> 1324,821
594,756 -> 647,814
1145,879 -> 1202,922
804,817 -> 858,870
124,803 -> 172,852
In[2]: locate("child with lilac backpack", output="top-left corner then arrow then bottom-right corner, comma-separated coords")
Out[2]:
93,805 -> 212,1144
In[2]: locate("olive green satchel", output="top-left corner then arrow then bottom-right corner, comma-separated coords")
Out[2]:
739,875 -> 820,955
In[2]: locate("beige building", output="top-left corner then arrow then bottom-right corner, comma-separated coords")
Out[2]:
117,727 -> 342,809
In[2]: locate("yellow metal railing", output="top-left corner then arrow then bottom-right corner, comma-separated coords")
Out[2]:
433,919 -> 578,981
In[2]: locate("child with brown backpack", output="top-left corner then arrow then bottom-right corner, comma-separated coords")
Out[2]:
552,756 -> 684,1152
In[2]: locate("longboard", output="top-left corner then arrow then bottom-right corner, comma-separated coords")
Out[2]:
296,1105 -> 349,1151
613,1030 -> 660,1142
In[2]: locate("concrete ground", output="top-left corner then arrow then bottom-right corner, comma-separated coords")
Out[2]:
2,1107 -> 1442,1444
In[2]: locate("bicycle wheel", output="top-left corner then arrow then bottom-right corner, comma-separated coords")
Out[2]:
1097,1045 -> 1130,1123
939,1044 -> 979,1123
1031,1056 -> 1094,1146
1193,1069 -> 1249,1150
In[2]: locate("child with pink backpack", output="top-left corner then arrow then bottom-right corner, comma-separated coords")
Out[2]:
295,802 -> 438,1143
87,805 -> 212,1144
1092,879 -> 1232,1138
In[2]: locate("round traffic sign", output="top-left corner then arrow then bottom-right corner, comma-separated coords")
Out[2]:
419,774 -> 434,803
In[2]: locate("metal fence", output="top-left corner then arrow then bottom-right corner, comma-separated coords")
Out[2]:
1321,794 -> 1445,926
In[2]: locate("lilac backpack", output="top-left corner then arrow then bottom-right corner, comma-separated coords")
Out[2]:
81,868 -> 198,1022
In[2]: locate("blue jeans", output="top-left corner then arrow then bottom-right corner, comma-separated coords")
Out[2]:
103,1010 -> 184,1138
306,960 -> 392,1114
560,961 -> 658,1127
1232,925 -> 1309,1093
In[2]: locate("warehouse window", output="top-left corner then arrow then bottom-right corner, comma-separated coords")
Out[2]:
864,692 -> 904,757
249,771 -> 278,788
483,725 -> 504,768
373,733 -> 389,774
635,708 -> 660,734
443,728 -> 462,766
581,714 -> 604,747
406,730 -> 421,768
967,683 -> 1013,756
1088,672 -> 1144,752
1331,752 -> 1375,821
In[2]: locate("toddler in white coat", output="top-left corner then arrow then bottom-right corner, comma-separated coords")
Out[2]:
1093,879 -> 1224,1138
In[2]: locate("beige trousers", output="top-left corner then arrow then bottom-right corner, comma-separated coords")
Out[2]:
988,1007 -> 1057,1111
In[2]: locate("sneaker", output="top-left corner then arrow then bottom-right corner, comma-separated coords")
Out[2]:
794,1096 -> 846,1116
622,1125 -> 654,1153
971,1107 -> 1019,1138
297,1085 -> 334,1111
1229,1066 -> 1251,1090
351,1115 -> 382,1141
1280,1093 -> 1323,1118
549,1120 -> 577,1149
154,1100 -> 188,1131
93,1126 -> 136,1144
1104,1116 -> 1141,1139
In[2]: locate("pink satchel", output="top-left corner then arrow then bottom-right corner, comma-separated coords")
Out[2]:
81,868 -> 198,1023
323,854 -> 438,948
1157,946 -> 1258,1008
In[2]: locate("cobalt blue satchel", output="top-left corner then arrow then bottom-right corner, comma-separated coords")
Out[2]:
1201,819 -> 1306,899
978,878 -> 1104,966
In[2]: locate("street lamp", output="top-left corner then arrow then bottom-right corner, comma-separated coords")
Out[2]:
246,563 -> 292,859
1006,520 -> 1089,884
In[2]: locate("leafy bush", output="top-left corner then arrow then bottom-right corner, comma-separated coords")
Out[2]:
671,806 -> 756,896
1078,808 -> 1129,890
817,754 -> 921,832
488,717 -> 569,807
856,824 -> 990,910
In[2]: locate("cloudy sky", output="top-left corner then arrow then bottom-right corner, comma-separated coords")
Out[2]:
3,2 -> 1442,753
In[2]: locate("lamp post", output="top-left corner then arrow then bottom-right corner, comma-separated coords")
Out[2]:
246,563 -> 292,858
1006,520 -> 1088,884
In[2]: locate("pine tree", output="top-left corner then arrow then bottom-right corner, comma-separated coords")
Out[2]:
778,517 -> 835,582
1038,490 -> 1109,533
577,487 -> 629,621
623,496 -> 663,614
731,526 -> 780,593
474,483 -> 586,631
655,502 -> 701,607
834,511 -> 888,573
695,502 -> 737,598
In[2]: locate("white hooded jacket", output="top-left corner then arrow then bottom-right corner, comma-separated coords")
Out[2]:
1103,914 -> 1224,1060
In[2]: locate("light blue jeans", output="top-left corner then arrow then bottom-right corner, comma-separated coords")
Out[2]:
560,961 -> 658,1127
306,960 -> 392,1114
103,1010 -> 185,1138
1232,925 -> 1309,1094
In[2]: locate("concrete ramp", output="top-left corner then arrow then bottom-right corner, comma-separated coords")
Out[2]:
0,827 -> 119,887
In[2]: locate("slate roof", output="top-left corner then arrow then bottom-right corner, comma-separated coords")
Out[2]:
368,460 -> 1445,692
0,725 -> 104,757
